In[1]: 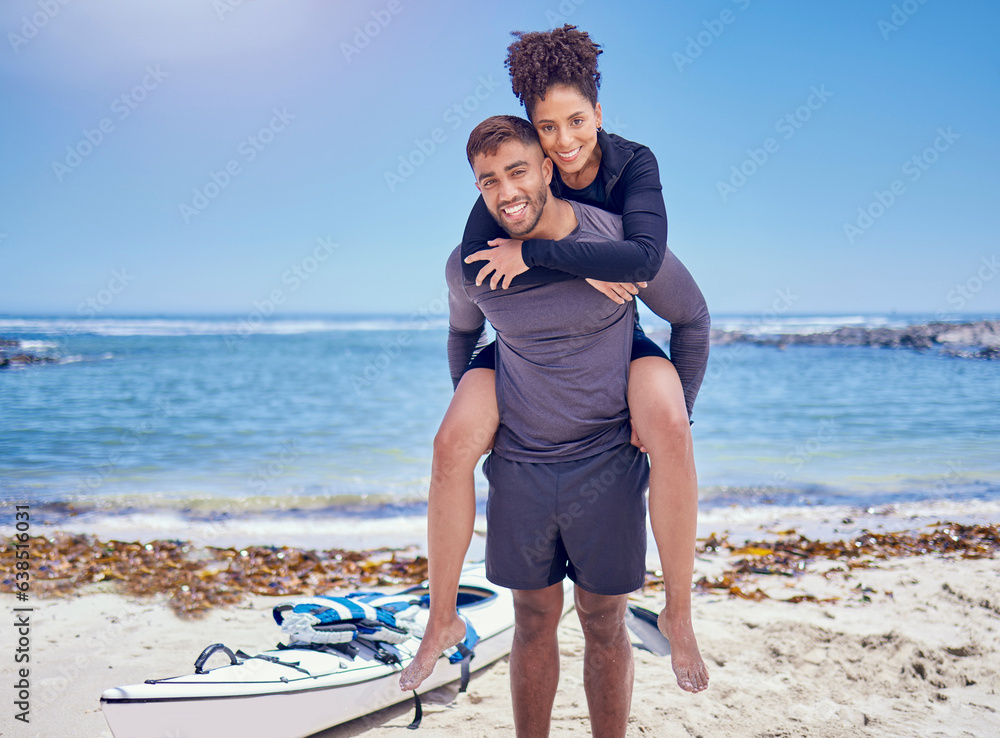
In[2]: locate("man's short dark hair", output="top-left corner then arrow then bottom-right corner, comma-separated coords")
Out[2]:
466,115 -> 542,168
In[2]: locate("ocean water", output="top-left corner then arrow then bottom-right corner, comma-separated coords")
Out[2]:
1,313 -> 998,535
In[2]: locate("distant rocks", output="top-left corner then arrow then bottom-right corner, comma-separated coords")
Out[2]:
0,337 -> 57,368
709,320 -> 1000,360
941,345 -> 1000,361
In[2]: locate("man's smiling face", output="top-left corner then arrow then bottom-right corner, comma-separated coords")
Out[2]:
472,139 -> 552,238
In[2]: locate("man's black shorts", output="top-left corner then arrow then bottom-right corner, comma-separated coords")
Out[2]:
483,443 -> 650,596
466,323 -> 667,373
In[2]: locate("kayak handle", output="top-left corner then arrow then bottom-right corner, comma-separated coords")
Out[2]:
194,643 -> 240,674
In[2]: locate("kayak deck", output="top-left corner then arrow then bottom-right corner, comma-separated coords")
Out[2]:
101,566 -> 574,738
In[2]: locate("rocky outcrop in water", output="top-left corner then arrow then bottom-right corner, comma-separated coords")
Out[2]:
709,320 -> 1000,359
941,345 -> 1000,360
0,338 -> 57,368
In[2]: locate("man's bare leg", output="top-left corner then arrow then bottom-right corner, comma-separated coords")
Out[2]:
628,356 -> 709,693
575,587 -> 633,738
510,583 -> 564,738
398,368 -> 499,691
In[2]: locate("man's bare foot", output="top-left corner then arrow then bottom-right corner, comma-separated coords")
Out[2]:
658,608 -> 709,693
398,613 -> 467,691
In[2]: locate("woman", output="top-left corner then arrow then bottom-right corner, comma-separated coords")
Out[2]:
400,25 -> 709,694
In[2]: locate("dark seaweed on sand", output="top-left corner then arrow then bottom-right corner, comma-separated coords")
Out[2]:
0,532 -> 427,619
3,523 -> 996,617
643,523 -> 999,603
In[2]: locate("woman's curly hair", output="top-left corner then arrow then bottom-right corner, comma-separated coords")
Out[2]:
505,24 -> 603,120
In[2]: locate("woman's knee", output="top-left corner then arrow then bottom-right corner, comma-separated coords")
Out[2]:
433,413 -> 482,461
650,403 -> 692,441
434,370 -> 499,459
628,358 -> 690,441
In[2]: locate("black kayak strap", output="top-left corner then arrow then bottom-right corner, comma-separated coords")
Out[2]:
406,643 -> 474,730
373,645 -> 401,666
454,643 -> 474,693
406,691 -> 423,730
193,643 -> 239,674
234,649 -> 312,676
279,640 -> 361,659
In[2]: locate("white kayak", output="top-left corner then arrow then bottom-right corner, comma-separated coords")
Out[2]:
101,563 -> 575,738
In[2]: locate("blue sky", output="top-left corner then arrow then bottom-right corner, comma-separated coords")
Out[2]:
1,0 -> 998,318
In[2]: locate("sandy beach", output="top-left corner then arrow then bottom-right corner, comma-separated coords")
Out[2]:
2,505 -> 998,738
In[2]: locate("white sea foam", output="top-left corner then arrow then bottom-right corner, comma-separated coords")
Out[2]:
8,496 -> 998,557
6,314 -> 983,339
0,316 -> 448,337
3,508 -> 462,553
15,339 -> 58,351
638,312 -> 971,337
687,496 -> 1000,548
708,315 -> 889,335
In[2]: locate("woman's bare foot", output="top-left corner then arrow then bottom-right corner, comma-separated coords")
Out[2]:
658,608 -> 709,693
398,612 -> 467,691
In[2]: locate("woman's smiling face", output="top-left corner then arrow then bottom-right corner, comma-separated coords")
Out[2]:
530,84 -> 603,189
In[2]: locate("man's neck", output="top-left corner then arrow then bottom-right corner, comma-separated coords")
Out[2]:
519,198 -> 577,242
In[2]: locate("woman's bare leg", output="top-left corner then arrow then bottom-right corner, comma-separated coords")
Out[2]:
398,368 -> 499,691
628,356 -> 709,693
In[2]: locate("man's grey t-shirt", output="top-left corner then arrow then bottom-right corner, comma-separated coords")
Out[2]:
446,199 -> 634,463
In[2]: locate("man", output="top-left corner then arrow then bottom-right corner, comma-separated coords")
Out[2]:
446,115 -> 649,737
